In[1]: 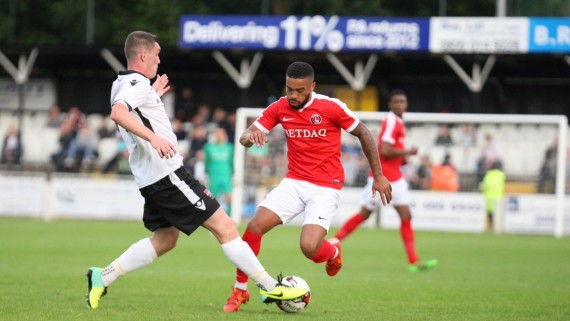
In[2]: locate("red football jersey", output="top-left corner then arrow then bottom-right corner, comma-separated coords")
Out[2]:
376,111 -> 406,182
254,93 -> 359,189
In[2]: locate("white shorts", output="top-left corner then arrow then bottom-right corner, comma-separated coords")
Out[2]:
360,176 -> 410,210
258,178 -> 340,232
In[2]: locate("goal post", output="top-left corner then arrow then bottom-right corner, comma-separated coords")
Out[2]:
232,107 -> 568,237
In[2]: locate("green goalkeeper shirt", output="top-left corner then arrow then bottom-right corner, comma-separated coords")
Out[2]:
203,142 -> 234,181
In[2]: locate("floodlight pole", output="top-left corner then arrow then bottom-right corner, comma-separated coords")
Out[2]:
496,0 -> 507,17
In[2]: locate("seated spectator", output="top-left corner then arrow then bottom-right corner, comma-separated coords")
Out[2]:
46,105 -> 65,128
410,155 -> 431,190
171,119 -> 187,141
457,124 -> 476,147
64,123 -> 98,170
51,119 -> 76,170
1,123 -> 22,167
223,111 -> 236,144
430,154 -> 459,192
96,115 -> 115,139
211,107 -> 228,127
435,124 -> 453,146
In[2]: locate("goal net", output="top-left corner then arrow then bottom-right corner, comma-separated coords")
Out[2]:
232,108 -> 568,237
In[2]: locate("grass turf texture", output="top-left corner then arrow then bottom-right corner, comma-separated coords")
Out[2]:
1,217 -> 569,321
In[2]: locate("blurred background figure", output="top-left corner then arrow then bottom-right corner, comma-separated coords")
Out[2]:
434,124 -> 454,147
1,123 -> 22,169
51,118 -> 76,170
537,137 -> 558,193
479,161 -> 506,231
457,124 -> 476,147
477,133 -> 503,182
410,154 -> 432,190
171,119 -> 187,141
46,105 -> 65,128
64,123 -> 98,171
204,127 -> 234,215
430,153 -> 459,192
175,86 -> 196,122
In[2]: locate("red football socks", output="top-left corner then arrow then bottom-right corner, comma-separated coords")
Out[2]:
310,239 -> 337,263
400,219 -> 418,264
335,213 -> 365,241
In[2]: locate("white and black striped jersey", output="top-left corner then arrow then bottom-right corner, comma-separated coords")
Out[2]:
110,71 -> 183,188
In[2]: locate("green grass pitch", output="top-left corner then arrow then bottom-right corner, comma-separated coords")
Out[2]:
1,217 -> 569,321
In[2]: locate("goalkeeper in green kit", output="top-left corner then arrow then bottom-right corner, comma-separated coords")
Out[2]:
204,127 -> 234,215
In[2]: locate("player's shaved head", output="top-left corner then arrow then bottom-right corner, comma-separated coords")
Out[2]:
286,61 -> 314,81
124,31 -> 158,62
388,89 -> 407,102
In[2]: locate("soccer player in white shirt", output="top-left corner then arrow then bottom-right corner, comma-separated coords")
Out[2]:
224,61 -> 393,312
85,31 -> 308,310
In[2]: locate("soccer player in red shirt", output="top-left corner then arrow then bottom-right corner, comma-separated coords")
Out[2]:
223,61 -> 393,312
333,89 -> 438,273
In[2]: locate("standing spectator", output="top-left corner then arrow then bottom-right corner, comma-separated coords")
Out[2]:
477,133 -> 503,182
434,124 -> 453,146
479,161 -> 506,231
204,127 -> 234,214
1,123 -> 22,167
537,137 -> 558,193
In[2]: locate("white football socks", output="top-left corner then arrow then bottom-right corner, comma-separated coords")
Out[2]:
101,237 -> 157,287
221,237 -> 277,291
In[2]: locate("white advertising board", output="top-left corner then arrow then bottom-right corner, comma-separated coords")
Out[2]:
429,17 -> 529,53
0,78 -> 57,111
51,176 -> 144,220
0,173 -> 45,217
381,191 -> 486,232
504,194 -> 570,235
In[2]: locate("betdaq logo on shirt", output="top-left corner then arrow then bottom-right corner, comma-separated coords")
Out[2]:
284,128 -> 327,138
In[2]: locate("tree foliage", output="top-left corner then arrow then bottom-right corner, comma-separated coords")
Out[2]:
0,0 -> 567,46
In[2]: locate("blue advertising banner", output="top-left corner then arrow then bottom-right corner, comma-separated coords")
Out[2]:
528,18 -> 570,53
179,15 -> 429,52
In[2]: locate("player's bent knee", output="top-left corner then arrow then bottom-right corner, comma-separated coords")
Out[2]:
299,241 -> 320,259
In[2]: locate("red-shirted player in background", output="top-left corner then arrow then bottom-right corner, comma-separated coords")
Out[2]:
224,61 -> 393,312
332,89 -> 438,273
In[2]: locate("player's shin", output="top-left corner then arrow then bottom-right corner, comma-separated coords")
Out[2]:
222,237 -> 277,291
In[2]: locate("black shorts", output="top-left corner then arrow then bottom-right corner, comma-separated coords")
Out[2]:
139,167 -> 220,235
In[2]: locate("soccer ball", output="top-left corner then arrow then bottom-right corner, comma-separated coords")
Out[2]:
276,275 -> 311,313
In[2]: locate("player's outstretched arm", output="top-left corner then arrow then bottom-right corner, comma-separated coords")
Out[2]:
351,123 -> 392,204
